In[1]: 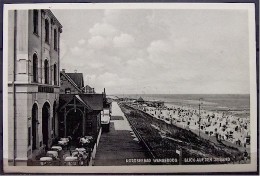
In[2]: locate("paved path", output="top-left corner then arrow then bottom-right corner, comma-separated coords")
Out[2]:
94,102 -> 148,166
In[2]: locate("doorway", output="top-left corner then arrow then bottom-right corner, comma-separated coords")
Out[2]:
66,109 -> 83,139
32,103 -> 38,150
42,102 -> 50,148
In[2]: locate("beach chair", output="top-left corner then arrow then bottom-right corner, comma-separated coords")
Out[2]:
76,148 -> 86,153
58,140 -> 68,147
39,157 -> 53,166
64,156 -> 78,166
73,149 -> 89,161
60,137 -> 69,142
46,150 -> 59,160
51,146 -> 62,152
72,151 -> 80,157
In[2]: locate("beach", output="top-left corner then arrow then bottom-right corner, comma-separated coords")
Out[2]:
115,94 -> 250,164
119,102 -> 249,164
115,94 -> 250,150
144,103 -> 250,150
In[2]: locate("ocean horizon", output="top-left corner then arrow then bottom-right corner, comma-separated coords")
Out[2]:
111,94 -> 250,111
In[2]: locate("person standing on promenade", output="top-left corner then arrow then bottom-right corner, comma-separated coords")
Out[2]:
243,150 -> 249,163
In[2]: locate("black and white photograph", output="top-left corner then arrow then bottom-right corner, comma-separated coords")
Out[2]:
2,2 -> 258,174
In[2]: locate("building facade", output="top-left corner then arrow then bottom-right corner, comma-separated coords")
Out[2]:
8,10 -> 62,165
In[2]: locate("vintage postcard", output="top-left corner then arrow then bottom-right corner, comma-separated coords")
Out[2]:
2,2 -> 258,174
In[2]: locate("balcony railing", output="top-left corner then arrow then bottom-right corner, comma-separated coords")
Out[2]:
38,85 -> 54,93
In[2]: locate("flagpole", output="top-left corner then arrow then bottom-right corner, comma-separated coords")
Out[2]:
199,98 -> 202,137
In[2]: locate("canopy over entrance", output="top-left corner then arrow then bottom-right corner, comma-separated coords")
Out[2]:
58,94 -> 104,139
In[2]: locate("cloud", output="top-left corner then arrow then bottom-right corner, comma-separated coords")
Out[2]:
70,46 -> 85,56
60,39 -> 68,59
85,74 -> 97,87
113,33 -> 135,48
146,40 -> 175,67
78,39 -> 86,45
96,72 -> 132,88
89,23 -> 118,37
147,40 -> 172,55
88,35 -> 110,49
55,9 -> 250,94
88,62 -> 104,69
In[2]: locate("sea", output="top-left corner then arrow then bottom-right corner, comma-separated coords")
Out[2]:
113,94 -> 250,112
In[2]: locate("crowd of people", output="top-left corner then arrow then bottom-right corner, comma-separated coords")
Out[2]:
127,102 -> 250,149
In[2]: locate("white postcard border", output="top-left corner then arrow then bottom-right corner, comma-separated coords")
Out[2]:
3,2 -> 258,173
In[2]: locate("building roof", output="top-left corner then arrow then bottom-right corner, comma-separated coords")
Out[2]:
82,85 -> 95,93
60,71 -> 83,92
75,95 -> 92,109
84,85 -> 93,89
137,97 -> 145,102
45,10 -> 63,28
59,94 -> 74,109
59,94 -> 104,111
79,94 -> 104,111
66,73 -> 84,89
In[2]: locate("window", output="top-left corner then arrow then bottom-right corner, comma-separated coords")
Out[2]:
45,19 -> 49,43
54,64 -> 57,85
54,29 -> 57,51
32,54 -> 38,82
28,127 -> 31,146
44,59 -> 49,84
65,88 -> 71,94
33,10 -> 38,34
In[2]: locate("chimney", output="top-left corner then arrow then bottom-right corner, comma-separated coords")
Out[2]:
74,69 -> 77,73
62,69 -> 65,72
103,88 -> 106,98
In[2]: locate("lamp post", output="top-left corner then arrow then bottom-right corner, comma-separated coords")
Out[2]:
198,98 -> 203,137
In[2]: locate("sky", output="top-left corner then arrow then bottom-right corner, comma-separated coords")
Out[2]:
52,8 -> 250,94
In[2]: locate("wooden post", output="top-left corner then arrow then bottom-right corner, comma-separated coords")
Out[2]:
83,107 -> 86,136
74,96 -> 76,112
64,107 -> 67,137
177,148 -> 182,165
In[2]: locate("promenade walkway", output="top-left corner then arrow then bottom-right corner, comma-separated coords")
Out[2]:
94,102 -> 148,166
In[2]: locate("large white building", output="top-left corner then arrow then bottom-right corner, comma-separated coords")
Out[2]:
7,9 -> 62,165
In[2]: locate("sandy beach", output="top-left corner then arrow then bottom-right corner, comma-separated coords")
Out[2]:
119,102 -> 249,164
124,100 -> 250,152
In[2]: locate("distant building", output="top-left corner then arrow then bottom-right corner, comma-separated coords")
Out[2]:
82,85 -> 95,94
136,97 -> 145,103
60,69 -> 84,94
8,9 -> 62,165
